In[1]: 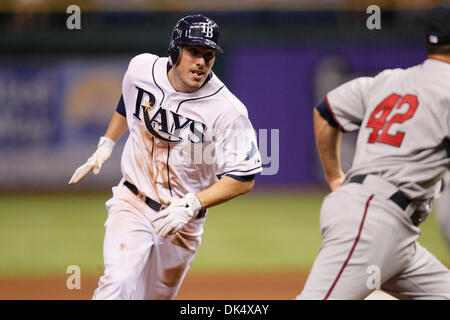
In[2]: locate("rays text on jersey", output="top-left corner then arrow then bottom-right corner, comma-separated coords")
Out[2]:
134,86 -> 207,144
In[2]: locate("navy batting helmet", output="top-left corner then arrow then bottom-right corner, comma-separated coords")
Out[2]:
425,2 -> 450,46
168,14 -> 223,66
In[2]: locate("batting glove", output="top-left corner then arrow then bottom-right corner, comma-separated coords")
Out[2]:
150,193 -> 202,237
68,136 -> 115,185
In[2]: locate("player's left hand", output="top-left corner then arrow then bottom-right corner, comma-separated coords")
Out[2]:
68,136 -> 115,185
150,193 -> 202,237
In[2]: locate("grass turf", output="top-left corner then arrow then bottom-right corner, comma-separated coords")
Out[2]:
0,191 -> 448,276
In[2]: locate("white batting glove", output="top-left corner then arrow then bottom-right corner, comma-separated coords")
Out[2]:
68,136 -> 115,185
150,193 -> 202,237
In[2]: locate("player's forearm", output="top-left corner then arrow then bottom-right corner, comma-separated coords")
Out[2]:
196,176 -> 255,209
313,108 -> 345,190
104,111 -> 129,142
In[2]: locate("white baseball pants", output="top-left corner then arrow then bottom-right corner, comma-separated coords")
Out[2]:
93,182 -> 205,300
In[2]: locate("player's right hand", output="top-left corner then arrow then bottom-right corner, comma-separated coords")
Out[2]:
150,193 -> 202,237
68,136 -> 116,185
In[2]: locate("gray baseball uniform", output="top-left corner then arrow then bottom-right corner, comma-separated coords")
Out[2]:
434,185 -> 450,246
298,58 -> 450,300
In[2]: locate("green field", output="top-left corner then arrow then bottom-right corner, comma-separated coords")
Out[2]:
0,191 -> 448,276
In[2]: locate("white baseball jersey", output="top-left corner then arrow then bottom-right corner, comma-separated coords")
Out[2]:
326,58 -> 450,213
120,53 -> 262,202
93,53 -> 262,300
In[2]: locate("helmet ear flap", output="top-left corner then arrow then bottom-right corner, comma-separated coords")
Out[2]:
169,44 -> 180,66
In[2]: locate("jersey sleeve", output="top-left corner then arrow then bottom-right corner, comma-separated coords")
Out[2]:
215,115 -> 263,179
316,100 -> 339,128
116,94 -> 126,117
325,76 -> 375,132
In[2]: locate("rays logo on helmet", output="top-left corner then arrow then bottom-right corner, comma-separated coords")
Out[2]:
199,23 -> 214,38
168,14 -> 223,66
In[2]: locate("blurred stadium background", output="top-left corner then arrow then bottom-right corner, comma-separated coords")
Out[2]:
0,0 -> 448,299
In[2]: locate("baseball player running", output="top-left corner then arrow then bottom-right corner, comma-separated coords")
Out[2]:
297,2 -> 450,300
68,14 -> 262,300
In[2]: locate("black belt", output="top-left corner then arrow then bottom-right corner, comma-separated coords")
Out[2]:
123,181 -> 206,219
348,175 -> 420,226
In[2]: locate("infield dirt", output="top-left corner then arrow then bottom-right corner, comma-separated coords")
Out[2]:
0,271 -> 306,300
0,270 -> 396,300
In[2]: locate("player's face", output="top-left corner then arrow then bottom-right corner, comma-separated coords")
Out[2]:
169,45 -> 216,93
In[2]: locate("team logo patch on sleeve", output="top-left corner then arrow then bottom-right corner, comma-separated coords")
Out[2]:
243,142 -> 257,161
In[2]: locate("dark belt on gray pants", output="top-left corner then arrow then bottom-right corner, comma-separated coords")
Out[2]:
123,181 -> 206,219
348,175 -> 420,226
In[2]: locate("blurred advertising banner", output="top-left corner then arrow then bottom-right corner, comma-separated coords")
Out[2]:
0,57 -> 129,189
0,45 -> 426,190
0,62 -> 60,147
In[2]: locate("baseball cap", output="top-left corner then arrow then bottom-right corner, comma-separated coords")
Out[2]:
425,2 -> 450,45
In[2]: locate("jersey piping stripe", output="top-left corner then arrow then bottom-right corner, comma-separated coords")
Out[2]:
152,58 -> 169,194
323,194 -> 374,300
167,85 -> 224,134
325,95 -> 346,132
216,166 -> 263,179
154,61 -> 223,197
168,84 -> 224,196
167,145 -> 173,196
176,85 -> 225,113
152,58 -> 165,106
151,137 -> 154,157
